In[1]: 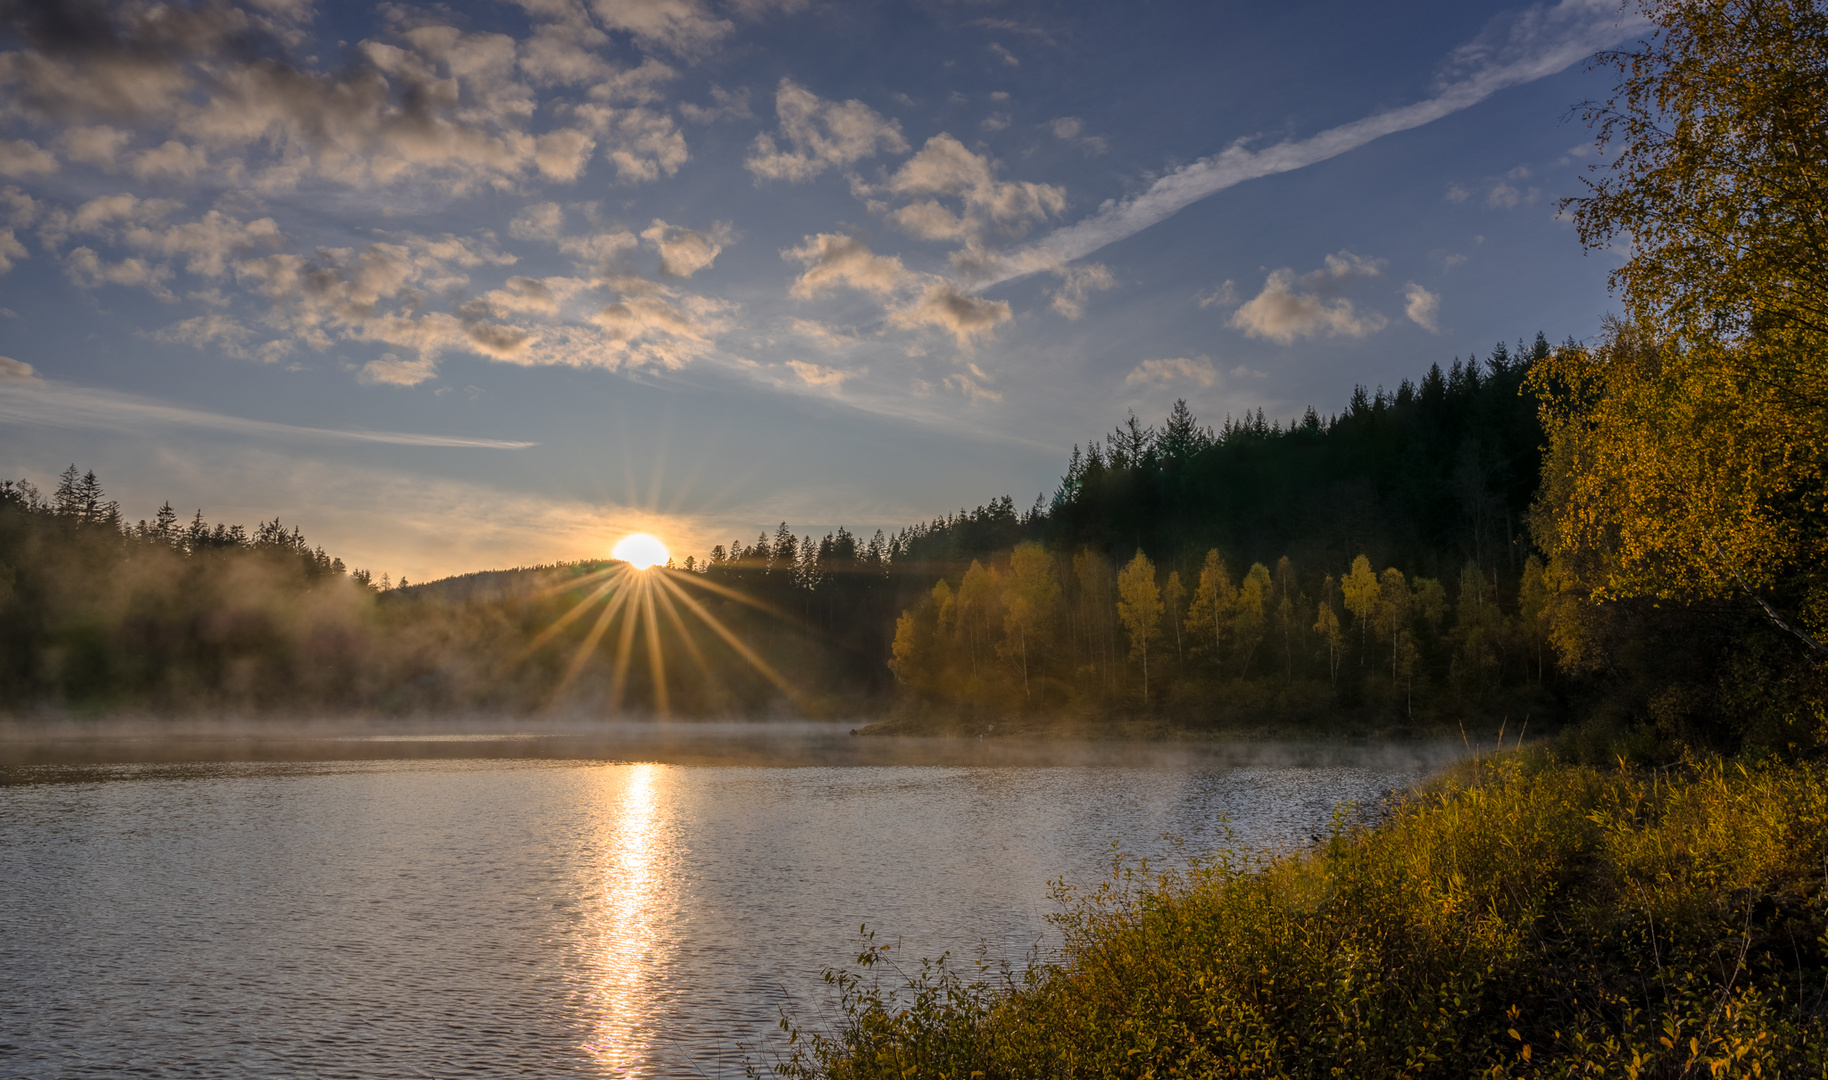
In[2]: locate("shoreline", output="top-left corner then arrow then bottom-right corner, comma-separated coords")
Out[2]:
0,713 -> 1479,771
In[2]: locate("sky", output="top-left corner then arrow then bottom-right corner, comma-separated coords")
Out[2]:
0,0 -> 1647,582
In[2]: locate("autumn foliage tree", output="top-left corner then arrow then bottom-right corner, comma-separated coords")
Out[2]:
1115,551 -> 1164,704
1538,0 -> 1828,665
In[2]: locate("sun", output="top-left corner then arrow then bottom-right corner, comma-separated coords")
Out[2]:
518,529 -> 802,717
611,532 -> 669,570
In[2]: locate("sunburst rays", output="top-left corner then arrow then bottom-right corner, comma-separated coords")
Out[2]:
521,559 -> 802,715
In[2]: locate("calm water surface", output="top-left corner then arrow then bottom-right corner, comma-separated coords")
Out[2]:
0,724 -> 1463,1078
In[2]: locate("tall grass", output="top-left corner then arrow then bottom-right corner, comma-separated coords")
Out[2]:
772,753 -> 1828,1078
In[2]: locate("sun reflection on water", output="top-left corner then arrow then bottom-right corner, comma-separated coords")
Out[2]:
581,763 -> 671,1075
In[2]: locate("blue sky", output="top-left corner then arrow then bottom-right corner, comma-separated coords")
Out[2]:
0,0 -> 1644,581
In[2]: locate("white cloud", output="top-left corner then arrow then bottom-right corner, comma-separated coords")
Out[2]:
1048,116 -> 1106,154
124,210 -> 283,276
887,281 -> 1011,348
1049,263 -> 1113,319
130,140 -> 208,180
0,139 -> 57,178
1125,356 -> 1217,388
785,358 -> 852,389
0,187 -> 38,229
1229,252 -> 1389,345
780,317 -> 863,351
461,275 -> 590,320
511,201 -> 567,242
640,218 -> 730,278
678,85 -> 750,124
989,43 -> 1019,67
59,126 -> 132,170
154,313 -> 260,359
943,371 -> 1002,404
1403,282 -> 1441,331
0,228 -> 25,273
0,355 -> 40,383
588,0 -> 733,56
533,129 -> 596,181
886,134 -> 1064,233
569,104 -> 689,183
360,353 -> 441,387
745,79 -> 907,182
1487,182 -> 1523,208
587,290 -> 722,369
223,235 -> 519,369
65,246 -> 174,298
1197,280 -> 1236,308
887,200 -> 967,241
518,24 -> 617,87
784,233 -> 908,298
557,228 -> 641,269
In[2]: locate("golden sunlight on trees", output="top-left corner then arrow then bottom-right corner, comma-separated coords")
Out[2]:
1000,542 -> 1061,701
1116,551 -> 1164,704
1571,0 -> 1828,340
1184,550 -> 1234,677
1342,556 -> 1380,665
1161,570 -> 1186,664
1233,563 -> 1271,679
1314,575 -> 1345,685
1538,0 -> 1828,660
885,543 -> 1544,723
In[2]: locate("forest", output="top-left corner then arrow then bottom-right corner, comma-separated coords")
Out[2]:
0,342 -> 1535,725
880,339 -> 1559,732
2,309 -> 1817,749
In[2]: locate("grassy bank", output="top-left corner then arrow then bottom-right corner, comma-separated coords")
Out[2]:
774,747 -> 1828,1078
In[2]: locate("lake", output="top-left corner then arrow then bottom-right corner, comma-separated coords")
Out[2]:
0,721 -> 1465,1078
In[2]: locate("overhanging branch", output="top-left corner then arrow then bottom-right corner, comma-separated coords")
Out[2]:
1703,531 -> 1828,658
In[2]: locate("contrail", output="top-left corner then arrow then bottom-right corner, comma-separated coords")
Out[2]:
982,0 -> 1649,285
0,381 -> 537,449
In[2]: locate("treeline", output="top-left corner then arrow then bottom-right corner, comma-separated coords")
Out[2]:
891,337 -> 1549,584
882,341 -> 1559,728
0,468 -> 901,714
0,338 -> 1576,726
889,543 -> 1551,726
0,468 -> 388,709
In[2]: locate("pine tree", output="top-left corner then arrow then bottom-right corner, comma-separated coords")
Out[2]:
1158,399 -> 1210,464
152,501 -> 178,544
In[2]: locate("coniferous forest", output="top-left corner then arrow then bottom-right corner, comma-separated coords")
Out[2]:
4,321 -> 1818,753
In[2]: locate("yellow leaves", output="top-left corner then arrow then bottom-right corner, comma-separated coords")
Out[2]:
1116,549 -> 1164,665
1182,549 -> 1234,668
1530,320 -> 1828,657
1342,555 -> 1379,627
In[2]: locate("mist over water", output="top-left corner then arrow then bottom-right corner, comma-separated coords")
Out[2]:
0,724 -> 1464,1078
